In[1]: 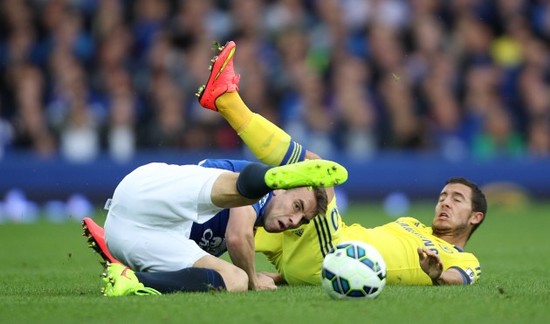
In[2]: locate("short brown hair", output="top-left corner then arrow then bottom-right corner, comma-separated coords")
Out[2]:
312,187 -> 328,217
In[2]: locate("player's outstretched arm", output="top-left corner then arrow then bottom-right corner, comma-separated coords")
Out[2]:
226,206 -> 277,291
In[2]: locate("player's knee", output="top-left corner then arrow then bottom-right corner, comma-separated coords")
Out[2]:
222,267 -> 248,292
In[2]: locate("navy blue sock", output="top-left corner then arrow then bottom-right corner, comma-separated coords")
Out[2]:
135,268 -> 226,293
236,162 -> 271,199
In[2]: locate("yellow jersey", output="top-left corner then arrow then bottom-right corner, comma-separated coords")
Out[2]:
255,197 -> 345,285
255,198 -> 481,286
343,217 -> 481,285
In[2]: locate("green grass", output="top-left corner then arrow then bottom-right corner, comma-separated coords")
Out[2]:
1,201 -> 549,324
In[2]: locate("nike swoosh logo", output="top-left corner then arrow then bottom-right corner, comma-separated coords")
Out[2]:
215,47 -> 236,80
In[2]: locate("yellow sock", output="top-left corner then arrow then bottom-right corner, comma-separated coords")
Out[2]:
239,114 -> 292,165
216,92 -> 303,166
216,92 -> 253,132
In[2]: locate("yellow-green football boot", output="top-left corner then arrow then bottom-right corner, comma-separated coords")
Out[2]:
265,159 -> 348,189
101,262 -> 161,297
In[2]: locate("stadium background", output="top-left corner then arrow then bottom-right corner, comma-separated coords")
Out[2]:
1,0 -> 549,222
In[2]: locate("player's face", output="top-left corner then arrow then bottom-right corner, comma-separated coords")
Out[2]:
432,183 -> 475,236
262,187 -> 318,233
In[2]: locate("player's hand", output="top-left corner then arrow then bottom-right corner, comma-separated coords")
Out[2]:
417,247 -> 443,281
251,273 -> 277,291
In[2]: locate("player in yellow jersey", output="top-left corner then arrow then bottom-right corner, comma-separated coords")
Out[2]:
196,41 -> 487,286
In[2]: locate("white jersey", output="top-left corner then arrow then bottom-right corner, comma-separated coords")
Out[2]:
104,162 -> 228,272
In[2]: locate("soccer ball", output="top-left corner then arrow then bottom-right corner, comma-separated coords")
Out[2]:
321,241 -> 386,299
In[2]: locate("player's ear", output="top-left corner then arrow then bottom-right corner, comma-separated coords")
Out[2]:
469,211 -> 484,225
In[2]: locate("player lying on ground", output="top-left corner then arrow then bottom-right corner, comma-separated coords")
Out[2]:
83,156 -> 347,296
84,41 -> 485,292
195,41 -> 486,286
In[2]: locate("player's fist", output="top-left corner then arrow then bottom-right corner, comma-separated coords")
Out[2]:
251,272 -> 277,291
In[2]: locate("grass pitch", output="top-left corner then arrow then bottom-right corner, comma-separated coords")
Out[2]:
0,201 -> 549,324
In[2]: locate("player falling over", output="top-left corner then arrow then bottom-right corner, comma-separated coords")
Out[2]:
84,156 -> 347,296
84,41 -> 485,292
194,41 -> 486,286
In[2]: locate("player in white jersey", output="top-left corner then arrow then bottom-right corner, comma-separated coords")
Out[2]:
86,157 -> 347,296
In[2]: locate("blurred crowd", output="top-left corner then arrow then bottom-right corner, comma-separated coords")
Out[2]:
1,0 -> 550,163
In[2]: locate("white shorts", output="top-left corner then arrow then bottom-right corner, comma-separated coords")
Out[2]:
104,162 -> 229,272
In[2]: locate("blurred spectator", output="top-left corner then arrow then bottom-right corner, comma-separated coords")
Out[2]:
10,64 -> 57,157
138,70 -> 188,149
0,103 -> 14,158
527,119 -> 550,157
283,64 -> 336,158
131,0 -> 170,61
377,73 -> 425,149
424,85 -> 469,160
531,0 -> 550,41
101,67 -> 137,162
518,61 -> 550,123
472,105 -> 525,159
332,55 -> 377,159
46,51 -> 103,162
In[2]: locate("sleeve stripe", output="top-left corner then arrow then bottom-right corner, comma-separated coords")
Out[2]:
448,266 -> 473,285
281,141 -> 305,165
289,144 -> 301,164
313,215 -> 333,257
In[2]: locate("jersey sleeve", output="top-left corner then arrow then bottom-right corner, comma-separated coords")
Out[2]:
445,253 -> 481,285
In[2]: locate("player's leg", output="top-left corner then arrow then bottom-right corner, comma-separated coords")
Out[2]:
192,255 -> 249,291
196,42 -> 344,288
103,216 -> 239,295
134,264 -> 231,293
101,261 -> 230,296
100,164 -> 239,295
113,235 -> 243,293
213,159 -> 347,206
84,219 -> 232,295
196,41 -> 307,166
84,223 -> 231,295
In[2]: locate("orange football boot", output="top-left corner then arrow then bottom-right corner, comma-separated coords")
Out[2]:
195,41 -> 240,111
82,217 -> 121,265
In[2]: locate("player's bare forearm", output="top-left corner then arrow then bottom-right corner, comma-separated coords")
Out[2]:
417,248 -> 466,285
431,268 -> 466,285
226,235 -> 277,290
226,207 -> 272,290
226,231 -> 260,289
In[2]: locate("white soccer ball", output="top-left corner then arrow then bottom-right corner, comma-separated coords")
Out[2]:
321,241 -> 387,299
